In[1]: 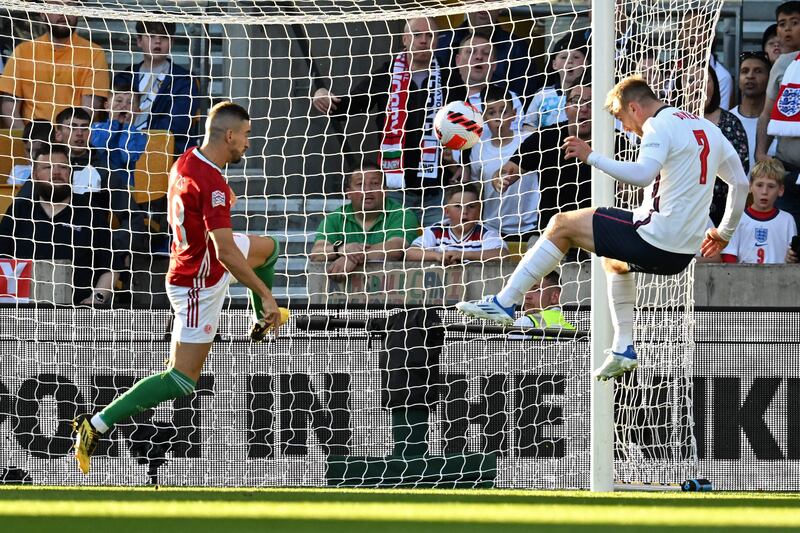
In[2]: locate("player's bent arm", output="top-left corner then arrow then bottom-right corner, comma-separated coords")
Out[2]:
715,153 -> 749,241
755,97 -> 775,162
209,227 -> 270,299
586,153 -> 662,187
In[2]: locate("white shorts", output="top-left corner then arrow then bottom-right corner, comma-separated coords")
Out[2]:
166,233 -> 250,343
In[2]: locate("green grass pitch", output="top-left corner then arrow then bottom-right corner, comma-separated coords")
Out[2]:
1,486 -> 798,532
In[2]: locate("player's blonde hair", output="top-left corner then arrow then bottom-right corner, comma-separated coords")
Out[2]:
751,158 -> 786,185
605,75 -> 658,115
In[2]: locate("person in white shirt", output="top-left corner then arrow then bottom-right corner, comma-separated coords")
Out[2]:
464,86 -> 539,240
406,183 -> 506,264
722,158 -> 798,264
457,75 -> 749,381
730,52 -> 771,174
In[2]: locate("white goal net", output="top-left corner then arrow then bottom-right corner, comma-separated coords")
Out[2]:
0,0 -> 723,489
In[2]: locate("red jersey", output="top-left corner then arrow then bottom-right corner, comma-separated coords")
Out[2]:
166,147 -> 233,288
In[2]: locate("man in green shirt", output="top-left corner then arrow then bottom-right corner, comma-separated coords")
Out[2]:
310,165 -> 419,280
513,271 -> 574,331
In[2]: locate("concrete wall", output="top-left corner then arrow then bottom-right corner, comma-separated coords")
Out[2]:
307,261 -> 800,308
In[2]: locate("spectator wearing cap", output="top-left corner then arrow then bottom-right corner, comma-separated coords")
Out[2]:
126,20 -> 198,155
522,33 -> 587,130
763,24 -> 783,64
435,9 -> 540,100
730,51 -> 771,174
0,2 -> 109,129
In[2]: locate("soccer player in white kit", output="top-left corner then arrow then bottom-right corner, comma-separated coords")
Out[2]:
457,75 -> 750,380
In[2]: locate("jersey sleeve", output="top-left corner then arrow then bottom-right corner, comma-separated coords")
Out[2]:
638,119 -> 670,165
200,176 -> 232,232
411,227 -> 435,249
481,228 -> 507,250
720,221 -> 742,257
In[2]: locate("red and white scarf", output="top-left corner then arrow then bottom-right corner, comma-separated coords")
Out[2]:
768,52 -> 800,137
380,51 -> 443,189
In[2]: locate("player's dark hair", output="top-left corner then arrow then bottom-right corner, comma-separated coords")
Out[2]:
55,106 -> 91,126
136,20 -> 176,38
444,182 -> 481,202
776,1 -> 800,19
704,65 -> 721,114
207,101 -> 250,139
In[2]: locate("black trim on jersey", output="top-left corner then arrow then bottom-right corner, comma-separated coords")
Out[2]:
652,105 -> 671,118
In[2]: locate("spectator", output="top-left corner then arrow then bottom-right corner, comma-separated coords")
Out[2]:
435,9 -> 539,99
0,144 -> 115,304
90,79 -> 147,183
685,65 -> 749,225
730,52 -> 771,174
89,79 -> 149,252
721,158 -> 798,264
710,43 -> 734,110
756,1 -> 800,229
0,2 -> 108,129
513,271 -> 575,330
125,20 -> 199,155
54,107 -> 106,195
406,183 -> 506,264
310,165 -> 418,281
498,79 -> 592,233
312,17 -> 457,225
6,120 -> 53,185
463,85 -> 538,240
763,24 -> 782,64
522,33 -> 587,130
453,31 -> 524,133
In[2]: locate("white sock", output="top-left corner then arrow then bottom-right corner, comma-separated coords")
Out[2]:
497,238 -> 565,307
91,414 -> 110,434
608,272 -> 636,353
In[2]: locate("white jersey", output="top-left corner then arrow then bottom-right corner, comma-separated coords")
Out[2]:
469,133 -> 539,235
634,106 -> 740,254
721,207 -> 797,264
410,223 -> 506,253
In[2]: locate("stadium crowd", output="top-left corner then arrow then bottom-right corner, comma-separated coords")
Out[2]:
0,2 -> 797,306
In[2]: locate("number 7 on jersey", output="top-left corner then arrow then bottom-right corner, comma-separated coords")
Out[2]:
693,129 -> 710,185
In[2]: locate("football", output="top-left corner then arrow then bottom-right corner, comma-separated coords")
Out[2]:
433,101 -> 484,150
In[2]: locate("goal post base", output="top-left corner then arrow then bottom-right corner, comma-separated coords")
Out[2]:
614,479 -> 714,492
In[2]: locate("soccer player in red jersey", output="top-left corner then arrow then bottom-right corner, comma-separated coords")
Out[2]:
72,102 -> 284,474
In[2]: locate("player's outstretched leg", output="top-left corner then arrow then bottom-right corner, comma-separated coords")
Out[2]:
245,235 -> 289,341
72,365 -> 198,474
457,210 -> 595,325
595,260 -> 638,381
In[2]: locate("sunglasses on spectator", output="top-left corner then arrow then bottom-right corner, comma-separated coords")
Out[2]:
739,51 -> 769,62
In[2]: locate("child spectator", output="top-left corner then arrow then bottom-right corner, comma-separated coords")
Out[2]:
6,120 -> 52,185
523,33 -> 587,130
90,79 -> 148,184
464,85 -> 539,241
406,183 -> 506,264
762,24 -> 782,64
722,158 -> 798,264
